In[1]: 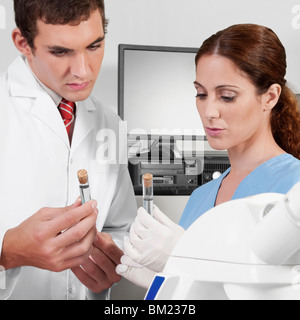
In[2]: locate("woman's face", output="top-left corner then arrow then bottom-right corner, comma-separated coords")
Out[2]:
194,54 -> 269,152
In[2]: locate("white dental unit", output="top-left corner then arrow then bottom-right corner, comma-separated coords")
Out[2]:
145,182 -> 300,300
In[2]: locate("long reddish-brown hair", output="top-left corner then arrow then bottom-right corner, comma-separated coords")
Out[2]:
196,24 -> 300,159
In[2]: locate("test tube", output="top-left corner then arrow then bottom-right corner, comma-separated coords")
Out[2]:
77,169 -> 91,204
143,173 -> 154,216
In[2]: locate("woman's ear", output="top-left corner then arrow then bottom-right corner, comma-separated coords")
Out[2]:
262,84 -> 282,112
12,28 -> 34,60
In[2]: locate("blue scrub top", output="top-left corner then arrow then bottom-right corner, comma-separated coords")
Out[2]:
179,153 -> 300,230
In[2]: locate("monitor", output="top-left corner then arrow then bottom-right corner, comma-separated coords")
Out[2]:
118,44 -> 230,195
118,44 -> 203,138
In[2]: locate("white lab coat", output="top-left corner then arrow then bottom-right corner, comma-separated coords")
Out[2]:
0,56 -> 137,300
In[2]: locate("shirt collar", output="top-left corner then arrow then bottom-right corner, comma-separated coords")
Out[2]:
25,58 -> 62,106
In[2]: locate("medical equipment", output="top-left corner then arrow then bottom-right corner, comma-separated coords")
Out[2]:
143,174 -> 154,216
129,153 -> 229,196
146,182 -> 300,300
77,169 -> 91,204
251,182 -> 300,265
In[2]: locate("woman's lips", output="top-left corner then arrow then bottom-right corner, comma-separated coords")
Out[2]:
67,81 -> 90,91
206,127 -> 225,136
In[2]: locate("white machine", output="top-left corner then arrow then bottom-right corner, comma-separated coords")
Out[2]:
145,182 -> 300,300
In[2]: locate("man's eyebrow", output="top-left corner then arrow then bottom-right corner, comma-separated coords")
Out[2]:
46,45 -> 73,52
46,36 -> 105,52
87,36 -> 105,47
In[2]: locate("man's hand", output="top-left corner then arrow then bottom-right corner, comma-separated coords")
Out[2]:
72,232 -> 123,293
0,199 -> 98,272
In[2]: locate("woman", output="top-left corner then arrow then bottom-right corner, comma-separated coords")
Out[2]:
117,24 -> 300,288
180,23 -> 300,229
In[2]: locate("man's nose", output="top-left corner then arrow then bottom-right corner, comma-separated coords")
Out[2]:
70,53 -> 90,79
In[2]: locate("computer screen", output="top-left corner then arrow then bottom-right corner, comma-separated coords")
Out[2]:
118,45 -> 230,195
118,44 -> 204,137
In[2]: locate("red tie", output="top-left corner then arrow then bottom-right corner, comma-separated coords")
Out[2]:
58,99 -> 75,138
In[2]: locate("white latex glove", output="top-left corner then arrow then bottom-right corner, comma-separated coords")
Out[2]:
116,254 -> 156,289
124,205 -> 185,273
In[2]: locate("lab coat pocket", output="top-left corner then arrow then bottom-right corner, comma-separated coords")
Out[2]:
88,160 -> 120,231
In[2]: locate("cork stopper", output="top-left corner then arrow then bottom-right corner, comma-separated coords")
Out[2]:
77,169 -> 89,185
143,173 -> 153,188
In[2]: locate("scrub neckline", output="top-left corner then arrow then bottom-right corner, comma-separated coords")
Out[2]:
214,153 -> 290,206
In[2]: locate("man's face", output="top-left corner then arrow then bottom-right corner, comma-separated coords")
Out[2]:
26,9 -> 105,102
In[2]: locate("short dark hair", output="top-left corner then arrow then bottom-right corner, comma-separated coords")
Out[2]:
14,0 -> 108,48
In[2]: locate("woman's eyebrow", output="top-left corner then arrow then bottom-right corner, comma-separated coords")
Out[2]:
216,85 -> 240,90
194,81 -> 240,90
193,81 -> 203,87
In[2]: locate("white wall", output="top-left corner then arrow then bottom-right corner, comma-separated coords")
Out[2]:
98,0 -> 300,111
1,0 -> 300,300
2,0 -> 300,105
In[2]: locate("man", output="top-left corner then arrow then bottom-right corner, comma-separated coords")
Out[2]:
0,0 -> 137,300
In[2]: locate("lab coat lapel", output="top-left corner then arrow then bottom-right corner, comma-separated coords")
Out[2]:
8,55 -> 70,148
8,56 -> 41,98
71,98 -> 95,152
31,95 -> 70,148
